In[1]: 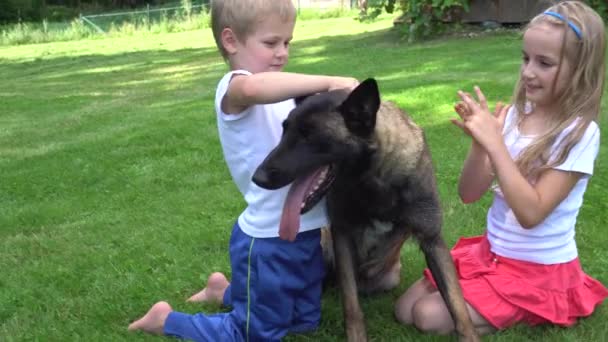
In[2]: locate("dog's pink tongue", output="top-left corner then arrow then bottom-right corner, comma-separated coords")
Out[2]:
279,170 -> 319,242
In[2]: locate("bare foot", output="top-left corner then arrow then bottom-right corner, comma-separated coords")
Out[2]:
128,301 -> 173,335
187,272 -> 230,304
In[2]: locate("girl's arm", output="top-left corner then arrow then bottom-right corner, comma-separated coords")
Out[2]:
451,100 -> 508,203
459,87 -> 582,228
457,141 -> 495,203
222,72 -> 359,114
486,144 -> 581,228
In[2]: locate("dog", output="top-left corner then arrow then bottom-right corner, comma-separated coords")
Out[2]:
252,79 -> 479,341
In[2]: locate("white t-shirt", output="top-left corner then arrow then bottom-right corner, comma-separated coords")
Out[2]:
487,106 -> 600,264
215,70 -> 328,238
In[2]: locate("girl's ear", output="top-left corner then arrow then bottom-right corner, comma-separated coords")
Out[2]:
221,28 -> 239,55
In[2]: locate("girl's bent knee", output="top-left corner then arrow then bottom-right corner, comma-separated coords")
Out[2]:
411,301 -> 434,332
411,299 -> 453,335
394,300 -> 413,325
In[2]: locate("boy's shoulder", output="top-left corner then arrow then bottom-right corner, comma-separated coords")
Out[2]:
216,69 -> 251,101
217,69 -> 252,87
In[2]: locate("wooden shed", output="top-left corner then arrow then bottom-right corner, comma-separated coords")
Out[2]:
460,0 -> 551,24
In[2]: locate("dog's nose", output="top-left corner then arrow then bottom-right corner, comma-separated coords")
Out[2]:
252,168 -> 271,188
252,167 -> 285,190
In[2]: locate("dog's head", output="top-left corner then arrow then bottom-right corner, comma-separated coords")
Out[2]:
252,78 -> 381,241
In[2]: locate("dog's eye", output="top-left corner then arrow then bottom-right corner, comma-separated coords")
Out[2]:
298,125 -> 310,137
315,140 -> 330,153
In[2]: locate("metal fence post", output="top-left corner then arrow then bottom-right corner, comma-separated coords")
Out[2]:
147,4 -> 151,31
81,14 -> 106,34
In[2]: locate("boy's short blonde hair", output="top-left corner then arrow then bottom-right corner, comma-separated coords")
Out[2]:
211,0 -> 297,59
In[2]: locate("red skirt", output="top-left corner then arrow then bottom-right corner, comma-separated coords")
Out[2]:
423,235 -> 608,329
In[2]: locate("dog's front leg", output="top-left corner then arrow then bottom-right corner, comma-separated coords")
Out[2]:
333,228 -> 367,342
420,236 -> 480,342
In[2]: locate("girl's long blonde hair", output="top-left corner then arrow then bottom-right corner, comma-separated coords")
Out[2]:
510,1 -> 605,179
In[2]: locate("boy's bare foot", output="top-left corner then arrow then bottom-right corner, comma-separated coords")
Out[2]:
128,301 -> 173,335
187,272 -> 230,304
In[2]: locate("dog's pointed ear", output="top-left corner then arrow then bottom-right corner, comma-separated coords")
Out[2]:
338,78 -> 380,137
294,94 -> 314,106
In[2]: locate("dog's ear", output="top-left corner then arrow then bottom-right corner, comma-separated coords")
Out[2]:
338,78 -> 380,137
294,94 -> 314,106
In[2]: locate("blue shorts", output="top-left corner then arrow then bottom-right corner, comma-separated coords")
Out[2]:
164,222 -> 325,341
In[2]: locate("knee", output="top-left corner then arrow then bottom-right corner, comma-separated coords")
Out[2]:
411,299 -> 452,334
394,277 -> 431,326
384,261 -> 402,289
394,294 -> 413,325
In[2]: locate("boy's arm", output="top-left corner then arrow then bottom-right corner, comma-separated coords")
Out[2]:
222,72 -> 359,114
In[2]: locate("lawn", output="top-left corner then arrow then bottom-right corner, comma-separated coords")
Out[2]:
1,15 -> 607,342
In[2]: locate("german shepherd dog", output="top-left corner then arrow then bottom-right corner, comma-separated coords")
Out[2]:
252,79 -> 478,341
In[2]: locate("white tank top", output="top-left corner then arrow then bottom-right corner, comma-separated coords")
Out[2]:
214,70 -> 328,238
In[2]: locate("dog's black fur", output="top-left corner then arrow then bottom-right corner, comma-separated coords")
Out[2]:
252,79 -> 478,341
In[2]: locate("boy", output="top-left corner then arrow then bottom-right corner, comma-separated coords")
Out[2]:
128,0 -> 358,340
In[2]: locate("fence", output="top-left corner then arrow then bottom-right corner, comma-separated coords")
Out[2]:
80,2 -> 208,34
80,0 -> 357,33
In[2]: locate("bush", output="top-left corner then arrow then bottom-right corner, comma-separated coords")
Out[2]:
46,5 -> 80,22
0,18 -> 95,45
587,0 -> 608,21
367,0 -> 608,42
398,0 -> 468,42
362,0 -> 468,41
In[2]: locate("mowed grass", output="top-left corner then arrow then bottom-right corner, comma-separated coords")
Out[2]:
1,15 -> 607,341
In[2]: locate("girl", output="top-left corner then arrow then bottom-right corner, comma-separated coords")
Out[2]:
394,1 -> 608,336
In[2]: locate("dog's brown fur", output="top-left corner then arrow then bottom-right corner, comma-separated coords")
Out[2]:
253,79 -> 479,341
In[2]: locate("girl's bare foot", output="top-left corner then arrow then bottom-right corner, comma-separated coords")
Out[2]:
128,301 -> 173,335
187,272 -> 230,304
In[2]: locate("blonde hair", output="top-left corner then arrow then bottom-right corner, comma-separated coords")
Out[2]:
510,0 -> 605,179
210,0 -> 296,59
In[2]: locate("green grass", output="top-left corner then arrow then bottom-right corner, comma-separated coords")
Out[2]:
1,15 -> 607,342
0,7 -> 358,47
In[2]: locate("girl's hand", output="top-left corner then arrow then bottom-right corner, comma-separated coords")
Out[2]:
451,100 -> 473,137
457,86 -> 510,152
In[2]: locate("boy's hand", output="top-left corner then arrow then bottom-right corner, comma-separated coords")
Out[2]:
328,77 -> 359,92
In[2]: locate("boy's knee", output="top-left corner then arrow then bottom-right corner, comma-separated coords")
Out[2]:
288,321 -> 320,335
